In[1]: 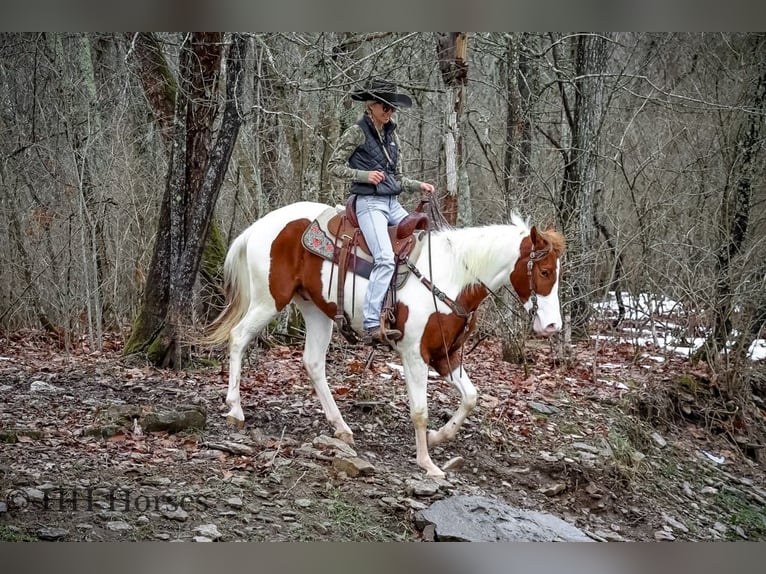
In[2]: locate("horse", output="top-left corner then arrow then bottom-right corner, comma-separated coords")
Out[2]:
204,201 -> 565,478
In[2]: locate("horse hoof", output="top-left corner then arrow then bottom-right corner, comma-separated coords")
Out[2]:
225,415 -> 245,429
335,431 -> 355,445
442,456 -> 464,471
425,468 -> 446,479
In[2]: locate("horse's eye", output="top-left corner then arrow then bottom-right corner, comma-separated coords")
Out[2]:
540,270 -> 550,279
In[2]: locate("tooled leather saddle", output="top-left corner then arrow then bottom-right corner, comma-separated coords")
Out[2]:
301,195 -> 429,343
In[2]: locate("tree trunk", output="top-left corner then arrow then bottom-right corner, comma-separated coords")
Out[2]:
437,32 -> 469,226
555,33 -> 611,340
698,41 -> 765,367
124,33 -> 247,367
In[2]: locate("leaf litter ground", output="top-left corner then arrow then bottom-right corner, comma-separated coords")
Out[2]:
1,329 -> 765,542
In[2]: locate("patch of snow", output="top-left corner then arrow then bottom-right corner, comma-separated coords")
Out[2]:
699,450 -> 725,465
748,339 -> 766,361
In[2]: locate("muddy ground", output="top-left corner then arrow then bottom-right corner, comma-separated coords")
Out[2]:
1,329 -> 765,542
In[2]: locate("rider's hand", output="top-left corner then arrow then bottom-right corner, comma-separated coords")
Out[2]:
420,182 -> 435,193
367,171 -> 385,185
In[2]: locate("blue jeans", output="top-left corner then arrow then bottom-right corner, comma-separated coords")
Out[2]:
354,194 -> 409,329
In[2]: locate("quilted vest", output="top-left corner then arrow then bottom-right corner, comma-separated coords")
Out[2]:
349,115 -> 402,196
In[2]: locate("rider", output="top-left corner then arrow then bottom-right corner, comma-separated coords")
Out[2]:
328,78 -> 435,346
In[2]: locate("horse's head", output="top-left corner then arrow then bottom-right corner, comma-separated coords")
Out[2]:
510,226 -> 565,336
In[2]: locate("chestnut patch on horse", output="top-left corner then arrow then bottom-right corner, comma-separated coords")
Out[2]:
418,284 -> 488,376
269,218 -> 337,318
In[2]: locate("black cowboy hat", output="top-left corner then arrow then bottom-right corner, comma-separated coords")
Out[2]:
350,78 -> 412,109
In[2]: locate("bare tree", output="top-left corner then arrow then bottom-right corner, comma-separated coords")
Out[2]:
123,33 -> 247,367
436,32 -> 470,226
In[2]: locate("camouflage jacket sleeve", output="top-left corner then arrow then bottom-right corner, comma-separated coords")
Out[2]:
393,131 -> 424,194
327,124 -> 370,184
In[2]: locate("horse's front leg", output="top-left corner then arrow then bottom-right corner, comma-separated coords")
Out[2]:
428,367 -> 477,447
402,354 -> 445,478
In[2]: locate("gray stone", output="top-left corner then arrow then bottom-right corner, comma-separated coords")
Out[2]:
651,432 -> 668,448
161,506 -> 189,522
405,478 -> 440,497
0,501 -> 7,513
312,435 -> 357,457
226,496 -> 244,509
654,530 -> 676,541
194,524 -> 222,540
572,442 -> 601,454
203,441 -> 254,456
539,483 -> 567,497
294,499 -> 313,508
30,380 -> 61,393
106,521 -> 133,532
37,527 -> 69,541
528,401 -> 558,415
193,536 -> 213,542
143,406 -> 206,433
416,495 -> 592,542
332,456 -> 375,477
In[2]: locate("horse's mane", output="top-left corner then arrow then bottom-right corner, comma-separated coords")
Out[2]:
428,212 -> 564,287
539,228 -> 566,256
431,213 -> 530,286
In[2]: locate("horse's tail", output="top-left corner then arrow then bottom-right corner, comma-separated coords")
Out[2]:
202,231 -> 252,346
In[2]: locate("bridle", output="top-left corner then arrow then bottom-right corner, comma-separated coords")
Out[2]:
525,246 -> 551,319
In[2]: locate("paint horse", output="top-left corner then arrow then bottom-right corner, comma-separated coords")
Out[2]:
205,201 -> 564,477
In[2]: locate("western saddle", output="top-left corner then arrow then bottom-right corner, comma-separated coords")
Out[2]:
327,195 -> 429,343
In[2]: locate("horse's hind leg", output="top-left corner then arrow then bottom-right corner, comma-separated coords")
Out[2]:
427,367 -> 477,447
293,299 -> 354,444
226,303 -> 276,426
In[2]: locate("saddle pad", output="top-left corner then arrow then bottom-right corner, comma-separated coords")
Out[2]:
301,207 -> 425,289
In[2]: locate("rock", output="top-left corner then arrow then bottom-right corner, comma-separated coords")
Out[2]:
203,441 -> 254,456
662,513 -> 689,533
106,521 -> 133,532
193,536 -> 213,542
312,435 -> 357,457
23,487 -> 46,502
700,486 -> 719,496
143,405 -> 206,433
142,476 -> 172,487
651,432 -> 668,448
161,507 -> 189,522
527,401 -> 558,415
405,478 -> 440,497
539,483 -> 567,497
294,499 -> 313,508
331,456 -> 375,478
572,442 -> 601,454
37,527 -> 69,541
654,530 -> 676,541
30,380 -> 61,393
682,482 -> 694,498
0,428 -> 43,443
416,495 -> 592,542
194,524 -> 222,540
422,524 -> 436,542
226,497 -> 244,509
0,501 -> 7,513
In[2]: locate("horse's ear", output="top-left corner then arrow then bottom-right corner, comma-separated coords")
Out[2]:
529,226 -> 539,246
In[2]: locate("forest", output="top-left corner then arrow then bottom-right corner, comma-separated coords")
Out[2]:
0,32 -> 765,542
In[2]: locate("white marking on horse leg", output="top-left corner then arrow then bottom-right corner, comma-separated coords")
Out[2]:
225,304 -> 275,424
293,300 -> 354,443
402,354 -> 444,478
428,368 -> 477,447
